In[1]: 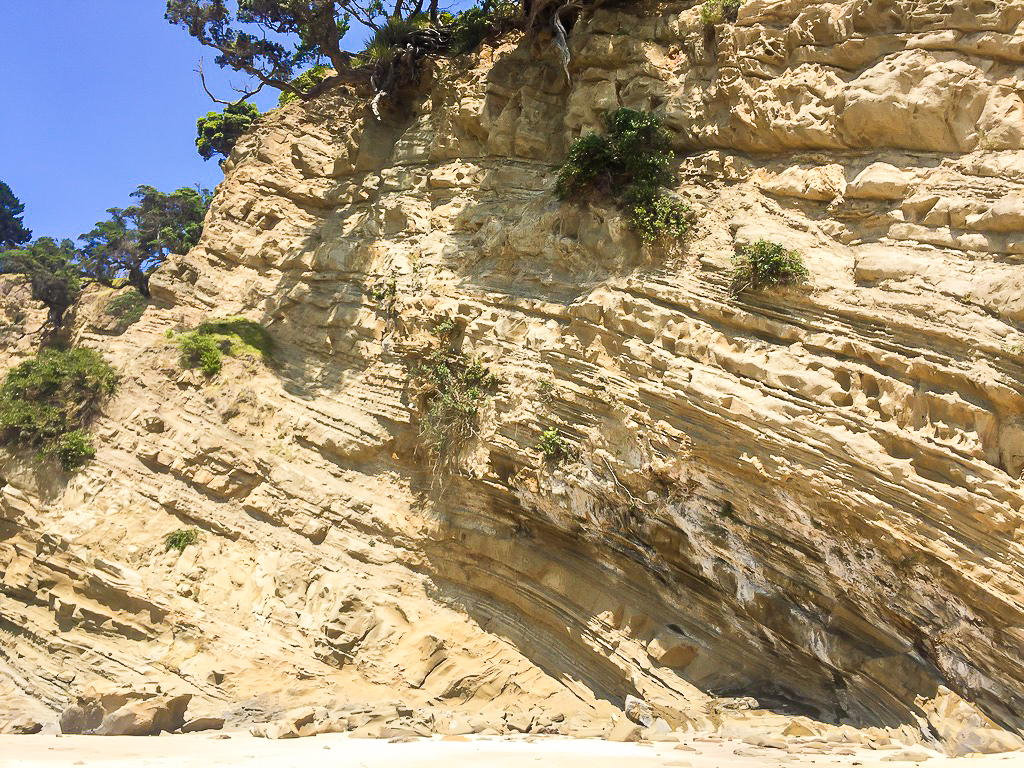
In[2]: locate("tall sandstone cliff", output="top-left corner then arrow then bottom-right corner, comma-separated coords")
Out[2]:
3,0 -> 1024,748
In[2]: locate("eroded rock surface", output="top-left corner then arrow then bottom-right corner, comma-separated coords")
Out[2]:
1,0 -> 1023,754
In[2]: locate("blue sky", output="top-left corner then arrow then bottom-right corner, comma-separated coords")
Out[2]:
0,1 -> 468,243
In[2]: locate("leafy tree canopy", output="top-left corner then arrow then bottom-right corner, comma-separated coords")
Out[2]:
0,181 -> 32,251
80,186 -> 212,297
166,0 -> 359,99
197,102 -> 261,161
0,238 -> 82,328
167,0 -> 522,105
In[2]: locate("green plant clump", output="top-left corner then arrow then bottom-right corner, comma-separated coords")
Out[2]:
411,331 -> 499,470
105,289 -> 148,329
53,430 -> 97,470
537,427 -> 572,464
700,0 -> 744,25
197,317 -> 275,359
196,102 -> 260,161
165,528 -> 199,552
178,332 -> 223,377
0,347 -> 118,471
730,239 -> 809,295
555,108 -> 694,244
175,317 -> 274,377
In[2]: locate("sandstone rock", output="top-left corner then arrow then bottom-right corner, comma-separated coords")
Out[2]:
881,749 -> 937,762
624,695 -> 654,727
0,717 -> 44,735
607,718 -> 642,743
4,0 -> 1024,756
919,689 -> 1024,756
182,717 -> 225,733
95,694 -> 192,736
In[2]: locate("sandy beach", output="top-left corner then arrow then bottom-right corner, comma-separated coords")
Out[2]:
3,734 -> 1024,768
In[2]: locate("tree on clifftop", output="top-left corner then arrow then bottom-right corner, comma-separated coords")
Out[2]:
80,186 -> 212,297
0,238 -> 82,328
0,181 -> 32,251
166,0 -> 358,101
166,0 -> 512,106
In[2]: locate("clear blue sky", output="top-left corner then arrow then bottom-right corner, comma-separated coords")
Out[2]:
1,0 -> 471,243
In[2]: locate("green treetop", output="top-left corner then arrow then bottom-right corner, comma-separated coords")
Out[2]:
80,186 -> 212,297
0,181 -> 32,251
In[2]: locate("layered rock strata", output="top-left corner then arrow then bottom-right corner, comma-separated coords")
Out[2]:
2,0 -> 1024,751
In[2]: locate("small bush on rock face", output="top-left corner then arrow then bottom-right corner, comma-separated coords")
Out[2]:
174,317 -> 273,378
196,317 -> 274,360
730,239 -> 809,295
178,332 -> 223,377
53,430 -> 96,470
701,0 -> 744,25
105,290 -> 147,330
165,528 -> 199,552
0,347 -> 118,471
196,102 -> 260,161
279,66 -> 331,107
410,323 -> 499,473
555,108 -> 694,245
537,427 -> 572,464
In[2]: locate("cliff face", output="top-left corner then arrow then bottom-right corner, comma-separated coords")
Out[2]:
3,0 -> 1024,749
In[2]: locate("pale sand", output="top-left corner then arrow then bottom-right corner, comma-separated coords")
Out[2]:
3,734 -> 1024,768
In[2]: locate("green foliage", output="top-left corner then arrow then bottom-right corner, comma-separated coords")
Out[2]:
165,528 -> 199,552
279,66 -> 331,106
730,239 -> 809,295
197,102 -> 260,161
166,0 -> 352,100
411,330 -> 499,469
445,1 -> 519,54
628,190 -> 694,244
555,108 -> 692,245
432,318 -> 456,338
80,185 -> 212,297
0,180 -> 32,250
700,0 -> 744,25
104,290 -> 148,330
537,378 -> 555,403
175,317 -> 274,377
0,238 -> 82,328
537,427 -> 572,464
53,430 -> 96,471
197,317 -> 275,360
178,332 -> 223,377
0,348 -> 118,471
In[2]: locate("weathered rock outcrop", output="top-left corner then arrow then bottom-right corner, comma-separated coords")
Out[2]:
2,0 -> 1023,753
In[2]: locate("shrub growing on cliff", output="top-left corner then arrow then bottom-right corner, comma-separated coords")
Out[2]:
730,239 -> 809,295
175,317 -> 274,377
178,332 -> 224,376
197,102 -> 260,161
104,289 -> 148,331
700,0 -> 743,25
0,347 -> 118,471
279,66 -> 332,106
410,323 -> 499,472
555,108 -> 693,244
537,427 -> 572,464
165,528 -> 200,552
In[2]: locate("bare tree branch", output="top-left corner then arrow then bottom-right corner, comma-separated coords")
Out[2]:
197,58 -> 266,106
